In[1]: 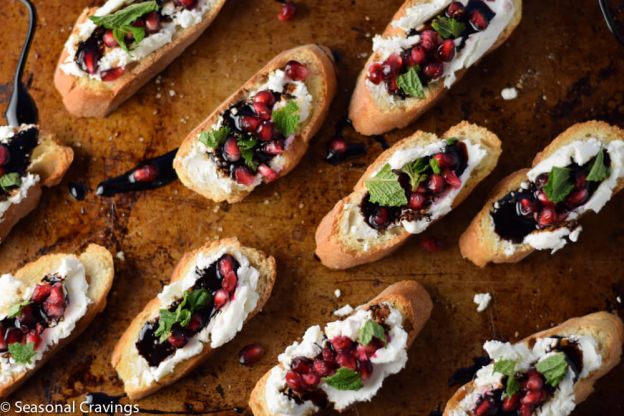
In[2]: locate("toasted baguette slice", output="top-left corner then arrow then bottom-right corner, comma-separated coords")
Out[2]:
173,44 -> 337,204
111,237 -> 276,400
0,126 -> 74,244
315,121 -> 501,270
249,280 -> 433,415
54,0 -> 228,118
443,311 -> 624,416
460,121 -> 624,267
349,0 -> 522,135
0,244 -> 114,398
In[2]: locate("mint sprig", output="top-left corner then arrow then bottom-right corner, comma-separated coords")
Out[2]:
154,288 -> 211,342
401,158 -> 429,190
586,149 -> 609,182
364,164 -> 408,207
322,368 -> 363,390
9,342 -> 37,364
272,101 -> 300,137
536,352 -> 569,388
544,166 -> 575,203
199,127 -> 230,149
493,359 -> 520,398
7,300 -> 32,318
431,16 -> 466,39
89,1 -> 159,52
237,136 -> 259,170
396,67 -> 425,99
358,320 -> 387,346
0,172 -> 22,193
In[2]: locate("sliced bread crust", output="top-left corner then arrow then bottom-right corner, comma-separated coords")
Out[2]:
315,121 -> 502,270
459,121 -> 624,267
111,237 -> 276,400
349,0 -> 522,136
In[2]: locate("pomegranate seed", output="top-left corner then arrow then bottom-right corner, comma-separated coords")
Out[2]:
420,30 -> 440,51
358,360 -> 373,380
502,393 -> 521,412
81,49 -> 99,74
475,399 -> 496,416
372,207 -> 390,226
302,372 -> 320,389
427,174 -> 446,193
285,371 -> 303,391
222,270 -> 238,293
258,164 -> 278,182
408,46 -> 427,66
423,62 -> 444,79
233,166 -> 257,186
575,172 -> 587,189
17,304 -> 35,326
175,0 -> 197,10
285,60 -> 309,81
537,207 -> 557,227
253,90 -> 276,107
253,102 -> 272,120
329,137 -> 347,154
383,54 -> 403,77
278,1 -> 296,22
518,198 -> 536,216
46,284 -> 65,305
446,1 -> 465,18
25,331 -> 42,350
525,369 -> 544,391
257,121 -> 275,141
188,313 -> 203,332
443,169 -> 462,188
519,405 -> 533,416
5,328 -> 23,345
535,190 -> 553,207
470,10 -> 489,30
387,77 -> 400,94
291,356 -> 313,374
522,389 -> 544,406
331,336 -> 353,352
144,12 -> 161,34
420,236 -> 442,252
409,192 -> 427,210
437,39 -> 456,62
239,343 -> 265,366
322,345 -> 335,361
131,18 -> 145,28
566,188 -> 588,207
336,352 -> 357,370
367,62 -> 384,84
313,359 -> 334,377
132,164 -> 157,183
101,67 -> 125,82
241,116 -> 261,132
214,289 -> 229,309
223,137 -> 241,162
535,173 -> 549,187
167,331 -> 188,348
218,255 -> 235,277
0,326 -> 6,352
103,30 -> 118,48
0,145 -> 9,166
43,302 -> 65,321
263,140 -> 284,155
31,283 -> 52,303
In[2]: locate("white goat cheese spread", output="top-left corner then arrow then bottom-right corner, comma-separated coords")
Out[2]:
264,303 -> 408,414
60,0 -> 217,80
129,247 -> 260,387
473,292 -> 492,312
450,335 -> 602,416
0,257 -> 91,386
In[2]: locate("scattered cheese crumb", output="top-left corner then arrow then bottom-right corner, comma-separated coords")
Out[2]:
169,89 -> 176,97
115,251 -> 125,261
334,289 -> 341,298
473,292 -> 492,313
333,304 -> 353,317
501,87 -> 518,100
617,296 -> 622,304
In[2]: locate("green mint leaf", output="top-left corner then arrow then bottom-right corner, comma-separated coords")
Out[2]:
272,101 -> 300,137
241,149 -> 258,170
186,289 -> 211,313
9,342 -> 37,364
586,149 -> 609,182
112,27 -> 130,52
357,320 -> 387,346
364,164 -> 408,207
113,25 -> 146,52
199,127 -> 230,149
401,158 -> 429,190
155,309 -> 177,342
446,138 -> 458,145
322,368 -> 364,390
7,300 -> 31,318
177,309 -> 192,328
429,158 -> 441,175
431,16 -> 466,39
544,166 -> 575,203
237,136 -> 257,151
493,359 -> 520,398
0,172 -> 22,192
536,352 -> 569,387
90,1 -> 159,29
396,67 -> 425,99
506,375 -> 521,398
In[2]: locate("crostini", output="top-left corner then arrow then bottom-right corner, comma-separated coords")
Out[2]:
349,0 -> 522,135
249,280 -> 432,415
443,311 -> 624,416
111,238 -> 276,399
460,121 -> 624,267
0,244 -> 114,398
173,44 -> 337,204
315,121 -> 501,270
54,0 -> 228,118
0,124 -> 73,245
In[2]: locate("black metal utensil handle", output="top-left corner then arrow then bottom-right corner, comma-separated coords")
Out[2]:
600,0 -> 624,46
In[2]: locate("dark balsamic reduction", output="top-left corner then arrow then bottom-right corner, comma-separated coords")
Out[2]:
2,126 -> 39,177
448,355 -> 491,387
96,149 -> 178,196
325,118 -> 367,165
68,182 -> 88,200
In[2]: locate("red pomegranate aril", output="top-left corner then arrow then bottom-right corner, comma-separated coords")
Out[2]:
336,352 -> 357,370
239,343 -> 265,366
257,122 -> 275,142
302,372 -> 321,389
322,345 -> 335,361
0,145 -> 9,166
575,172 -> 587,189
409,192 -> 427,210
329,137 -> 347,154
285,60 -> 309,81
409,46 -> 427,66
384,54 -> 404,76
428,174 -> 446,193
423,62 -> 444,79
253,90 -> 276,107
175,0 -> 197,10
223,137 -> 241,162
264,140 -> 284,155
46,284 -> 65,305
188,313 -> 203,332
168,331 -> 188,348
367,62 -> 385,84
43,302 -> 65,321
285,371 -> 303,391
258,164 -> 278,182
82,49 -> 98,74
420,30 -> 440,51
535,191 -> 553,207
331,336 -> 353,352
535,173 -> 549,187
5,328 -> 23,345
233,166 -> 257,186
446,1 -> 465,18
278,1 -> 296,22
518,198 -> 536,216
502,393 -> 521,412
358,359 -> 373,380
470,9 -> 489,30
133,164 -> 157,183
222,270 -> 238,293
443,169 -> 462,188
0,328 -> 6,351
214,289 -> 230,309
101,67 -> 125,82
387,77 -> 400,94
522,389 -> 544,406
103,30 -> 118,48
25,332 -> 42,350
291,356 -> 313,374
131,18 -> 145,28
420,236 -> 442,252
144,12 -> 161,34
218,255 -> 235,277
313,359 -> 334,377
253,102 -> 272,120
525,369 -> 544,391
475,399 -> 497,416
31,283 -> 52,303
17,304 -> 35,326
566,188 -> 588,207
241,116 -> 261,133
519,405 -> 533,416
537,207 -> 557,227
437,39 -> 456,62
373,207 -> 390,226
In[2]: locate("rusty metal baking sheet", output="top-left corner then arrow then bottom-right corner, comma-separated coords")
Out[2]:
1,0 -> 624,415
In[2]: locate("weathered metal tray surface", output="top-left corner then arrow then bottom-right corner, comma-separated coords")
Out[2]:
1,0 -> 623,415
